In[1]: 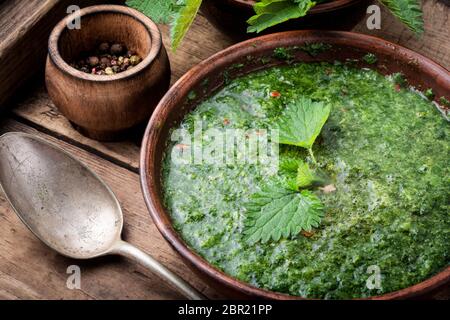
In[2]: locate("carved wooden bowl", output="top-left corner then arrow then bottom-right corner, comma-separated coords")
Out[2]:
141,30 -> 450,299
46,5 -> 171,141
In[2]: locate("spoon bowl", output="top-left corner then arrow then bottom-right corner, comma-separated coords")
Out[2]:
0,132 -> 204,300
0,132 -> 122,259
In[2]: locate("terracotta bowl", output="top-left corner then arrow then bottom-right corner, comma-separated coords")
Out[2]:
140,31 -> 450,299
201,0 -> 372,40
45,5 -> 171,141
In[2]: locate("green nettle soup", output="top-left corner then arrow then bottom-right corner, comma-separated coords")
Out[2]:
162,61 -> 449,299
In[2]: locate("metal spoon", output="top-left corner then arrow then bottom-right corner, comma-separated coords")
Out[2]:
0,132 -> 205,300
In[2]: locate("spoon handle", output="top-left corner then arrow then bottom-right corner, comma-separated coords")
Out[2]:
112,240 -> 206,300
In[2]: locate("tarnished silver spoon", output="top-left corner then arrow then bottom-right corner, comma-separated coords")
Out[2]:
0,132 -> 205,300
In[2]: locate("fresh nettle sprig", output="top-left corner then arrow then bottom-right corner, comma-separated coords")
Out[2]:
247,0 -> 319,33
243,181 -> 325,244
126,0 -> 202,51
246,0 -> 424,34
127,0 -> 424,51
275,97 -> 331,164
378,0 -> 424,34
243,97 -> 333,244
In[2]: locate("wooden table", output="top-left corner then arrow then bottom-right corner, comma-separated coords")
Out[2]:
0,1 -> 448,300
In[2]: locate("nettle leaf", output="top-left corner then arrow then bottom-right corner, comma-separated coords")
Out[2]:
127,0 -> 201,51
379,0 -> 424,34
244,183 -> 324,244
247,0 -> 316,33
280,158 -> 328,189
276,97 -> 331,162
296,161 -> 316,188
126,0 -> 178,24
297,161 -> 330,188
279,157 -> 303,175
170,0 -> 202,51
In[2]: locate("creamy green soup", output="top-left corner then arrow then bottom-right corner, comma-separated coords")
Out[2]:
162,62 -> 449,299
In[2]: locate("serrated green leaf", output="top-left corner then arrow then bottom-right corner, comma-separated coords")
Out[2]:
280,158 -> 328,190
296,161 -> 316,188
379,0 -> 424,34
247,0 -> 316,33
279,158 -> 313,190
170,0 -> 202,51
127,0 -> 202,51
297,162 -> 330,187
126,0 -> 178,24
244,183 -> 324,244
253,0 -> 288,15
276,97 -> 331,151
279,158 -> 303,175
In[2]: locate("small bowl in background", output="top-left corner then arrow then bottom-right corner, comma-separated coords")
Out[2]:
45,5 -> 171,141
201,0 -> 372,40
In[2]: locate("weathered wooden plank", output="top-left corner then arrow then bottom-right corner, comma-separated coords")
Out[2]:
10,4 -> 450,172
0,0 -> 58,109
10,13 -> 234,172
353,0 -> 450,69
0,119 -> 224,300
0,0 -> 121,109
10,85 -> 142,172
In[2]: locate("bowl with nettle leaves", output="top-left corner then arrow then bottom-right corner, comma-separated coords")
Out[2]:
140,30 -> 449,299
127,0 -> 425,50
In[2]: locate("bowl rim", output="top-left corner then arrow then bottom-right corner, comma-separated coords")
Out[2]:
230,0 -> 366,14
48,4 -> 162,82
140,30 -> 450,299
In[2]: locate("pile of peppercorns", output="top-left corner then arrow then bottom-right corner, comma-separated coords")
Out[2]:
70,42 -> 142,75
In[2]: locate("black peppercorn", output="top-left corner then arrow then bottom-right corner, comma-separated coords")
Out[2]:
88,56 -> 99,67
110,43 -> 124,56
98,42 -> 110,53
100,57 -> 111,67
70,41 -> 142,76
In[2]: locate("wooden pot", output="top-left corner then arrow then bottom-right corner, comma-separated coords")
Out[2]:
140,30 -> 450,299
45,5 -> 171,141
201,0 -> 372,40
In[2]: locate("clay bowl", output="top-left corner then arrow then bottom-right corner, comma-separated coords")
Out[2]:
45,5 -> 171,141
201,0 -> 372,40
141,31 -> 450,299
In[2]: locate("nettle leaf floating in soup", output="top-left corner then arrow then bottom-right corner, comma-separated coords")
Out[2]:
244,159 -> 330,244
296,160 -> 328,188
243,97 -> 332,244
276,97 -> 331,163
244,182 -> 324,244
280,158 -> 327,189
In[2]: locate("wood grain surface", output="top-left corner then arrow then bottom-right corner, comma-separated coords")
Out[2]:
0,0 -> 60,108
0,0 -> 448,300
9,1 -> 450,173
0,0 -> 120,109
353,0 -> 450,68
0,119 -> 224,300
